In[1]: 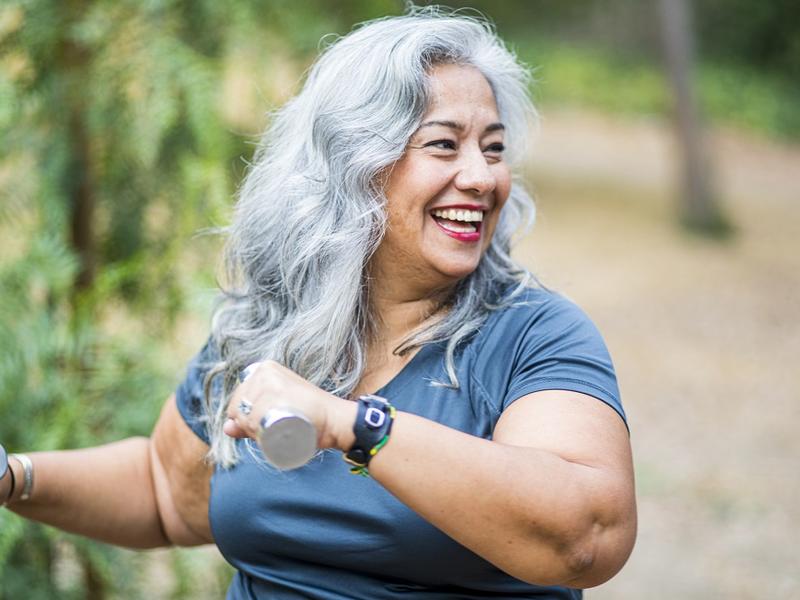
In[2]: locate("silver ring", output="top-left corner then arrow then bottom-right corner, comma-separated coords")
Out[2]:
238,398 -> 253,416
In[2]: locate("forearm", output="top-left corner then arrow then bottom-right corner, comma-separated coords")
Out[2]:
5,437 -> 170,549
360,412 -> 633,587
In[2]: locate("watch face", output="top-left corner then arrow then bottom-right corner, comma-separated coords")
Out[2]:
0,445 -> 7,479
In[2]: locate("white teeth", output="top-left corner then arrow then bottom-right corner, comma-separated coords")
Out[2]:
431,209 -> 485,223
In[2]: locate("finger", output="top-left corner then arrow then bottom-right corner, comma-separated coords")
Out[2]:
228,393 -> 263,436
223,418 -> 249,438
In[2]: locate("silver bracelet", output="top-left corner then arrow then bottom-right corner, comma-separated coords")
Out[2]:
9,453 -> 33,501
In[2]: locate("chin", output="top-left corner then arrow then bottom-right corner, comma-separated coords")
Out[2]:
433,257 -> 481,282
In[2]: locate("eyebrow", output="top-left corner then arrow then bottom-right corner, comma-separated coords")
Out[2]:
418,120 -> 505,133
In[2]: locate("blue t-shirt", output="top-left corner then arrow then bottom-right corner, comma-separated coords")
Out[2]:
176,287 -> 625,599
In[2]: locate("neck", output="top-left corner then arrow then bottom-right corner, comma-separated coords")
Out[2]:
367,271 -> 453,351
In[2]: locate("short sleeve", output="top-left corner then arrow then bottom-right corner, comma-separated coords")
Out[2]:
174,339 -> 220,444
501,294 -> 627,427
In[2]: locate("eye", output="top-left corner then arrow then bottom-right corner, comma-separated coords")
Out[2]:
424,139 -> 457,151
482,142 -> 505,163
483,142 -> 505,154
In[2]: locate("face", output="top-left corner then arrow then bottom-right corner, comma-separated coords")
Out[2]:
374,64 -> 511,292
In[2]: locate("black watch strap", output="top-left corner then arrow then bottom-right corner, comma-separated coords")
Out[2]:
344,395 -> 395,470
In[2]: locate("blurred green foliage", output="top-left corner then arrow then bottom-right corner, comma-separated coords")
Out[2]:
694,0 -> 800,83
0,0 -> 237,595
0,0 -> 403,596
511,1 -> 798,139
513,39 -> 800,139
459,0 -> 800,139
0,0 -> 797,597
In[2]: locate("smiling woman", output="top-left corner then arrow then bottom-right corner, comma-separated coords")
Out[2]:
377,64 -> 512,283
0,7 -> 636,600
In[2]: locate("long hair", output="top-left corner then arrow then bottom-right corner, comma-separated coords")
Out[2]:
206,7 -> 538,466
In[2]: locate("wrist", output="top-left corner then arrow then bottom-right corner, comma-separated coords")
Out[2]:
0,475 -> 8,506
326,397 -> 357,452
342,395 -> 396,476
9,454 -> 32,501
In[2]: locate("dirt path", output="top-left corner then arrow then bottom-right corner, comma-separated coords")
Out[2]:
516,109 -> 800,598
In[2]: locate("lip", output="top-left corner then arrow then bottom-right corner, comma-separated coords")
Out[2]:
429,204 -> 485,243
429,203 -> 490,212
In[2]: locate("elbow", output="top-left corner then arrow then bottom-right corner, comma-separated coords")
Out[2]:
510,503 -> 637,588
554,472 -> 638,588
560,510 -> 637,588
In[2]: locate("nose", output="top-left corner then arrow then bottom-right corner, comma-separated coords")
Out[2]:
453,146 -> 496,196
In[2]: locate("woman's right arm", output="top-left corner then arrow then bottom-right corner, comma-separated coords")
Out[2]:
1,395 -> 213,549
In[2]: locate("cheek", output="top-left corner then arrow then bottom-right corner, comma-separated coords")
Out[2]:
492,169 -> 513,216
385,169 -> 451,227
481,169 -> 512,243
495,166 -> 512,207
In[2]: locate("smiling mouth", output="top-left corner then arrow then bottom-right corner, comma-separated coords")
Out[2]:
430,208 -> 484,241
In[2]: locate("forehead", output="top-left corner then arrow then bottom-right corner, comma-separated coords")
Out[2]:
424,64 -> 499,121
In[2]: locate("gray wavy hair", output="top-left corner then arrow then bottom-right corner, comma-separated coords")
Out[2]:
205,7 -> 539,466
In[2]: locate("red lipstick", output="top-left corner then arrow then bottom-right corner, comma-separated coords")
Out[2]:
429,205 -> 486,243
432,219 -> 482,242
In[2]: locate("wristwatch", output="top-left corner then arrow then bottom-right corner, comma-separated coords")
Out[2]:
343,395 -> 395,469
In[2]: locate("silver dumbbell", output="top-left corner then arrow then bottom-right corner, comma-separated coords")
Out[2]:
241,363 -> 317,470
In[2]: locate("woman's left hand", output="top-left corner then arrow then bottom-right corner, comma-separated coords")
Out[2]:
223,360 -> 355,450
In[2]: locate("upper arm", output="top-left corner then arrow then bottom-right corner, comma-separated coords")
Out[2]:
494,390 -> 636,586
494,390 -> 632,472
150,394 -> 214,546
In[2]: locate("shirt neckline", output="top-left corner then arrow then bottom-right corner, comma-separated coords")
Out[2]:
370,342 -> 437,397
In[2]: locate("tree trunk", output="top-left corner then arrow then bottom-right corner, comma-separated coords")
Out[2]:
67,98 -> 95,292
59,6 -> 96,293
80,549 -> 107,600
657,0 -> 731,235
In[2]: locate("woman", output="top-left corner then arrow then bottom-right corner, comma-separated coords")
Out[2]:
1,9 -> 636,599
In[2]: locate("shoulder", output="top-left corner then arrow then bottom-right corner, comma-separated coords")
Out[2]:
477,285 -> 601,354
175,339 -> 222,445
469,285 -> 625,423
